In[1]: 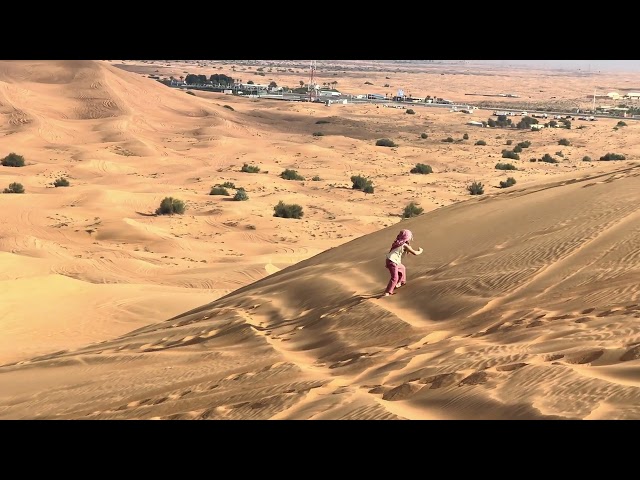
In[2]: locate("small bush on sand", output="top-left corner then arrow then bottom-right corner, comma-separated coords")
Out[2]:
501,150 -> 520,160
312,175 -> 322,181
421,133 -> 428,139
599,153 -> 626,161
273,201 -> 303,219
316,120 -> 330,124
363,184 -> 374,194
53,177 -> 70,187
1,153 -> 25,167
156,197 -> 185,215
4,182 -> 24,194
403,202 -> 424,218
463,133 -> 469,140
582,156 -> 592,162
467,181 -> 484,195
495,162 -> 516,170
442,137 -> 454,143
499,177 -> 516,188
376,138 -> 396,147
241,163 -> 260,173
475,140 -> 486,146
210,186 -> 229,195
220,181 -> 236,189
541,154 -> 558,163
406,109 -> 415,115
351,174 -> 373,191
312,131 -> 324,136
558,138 -> 571,146
410,163 -> 433,174
506,140 -> 513,145
517,141 -> 531,149
281,169 -> 304,180
233,189 -> 249,201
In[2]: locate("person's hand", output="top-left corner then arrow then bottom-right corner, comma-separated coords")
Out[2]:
418,248 -> 424,254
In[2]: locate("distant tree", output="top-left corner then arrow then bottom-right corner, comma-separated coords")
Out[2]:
299,80 -> 304,87
269,81 -> 277,88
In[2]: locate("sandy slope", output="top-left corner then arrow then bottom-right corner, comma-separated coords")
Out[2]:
0,60 -> 639,419
1,164 -> 639,419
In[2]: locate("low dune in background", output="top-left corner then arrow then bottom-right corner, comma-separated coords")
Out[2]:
0,60 -> 639,419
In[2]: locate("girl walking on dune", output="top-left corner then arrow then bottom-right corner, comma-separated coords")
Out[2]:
384,229 -> 423,296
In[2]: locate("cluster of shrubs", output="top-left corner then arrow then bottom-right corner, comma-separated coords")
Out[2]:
495,162 -> 517,170
273,201 -> 303,219
2,153 -> 25,167
499,177 -> 516,188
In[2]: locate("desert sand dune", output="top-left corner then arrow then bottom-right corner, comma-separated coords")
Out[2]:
1,164 -> 639,419
1,60 -> 639,419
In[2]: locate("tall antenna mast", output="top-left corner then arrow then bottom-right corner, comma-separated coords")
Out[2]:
593,88 -> 596,113
308,60 -> 317,102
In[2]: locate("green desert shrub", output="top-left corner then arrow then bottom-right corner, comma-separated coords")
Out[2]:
376,138 -> 396,147
351,174 -> 373,191
506,139 -> 513,145
599,153 -> 626,161
406,109 -> 415,115
442,137 -> 454,143
463,133 -> 469,140
311,175 -> 322,181
315,119 -> 330,124
220,181 -> 236,189
312,131 -> 324,136
233,189 -> 249,201
617,121 -> 627,127
1,153 -> 25,167
421,132 -> 428,139
541,154 -> 558,163
499,177 -> 517,188
517,141 -> 531,149
156,197 -> 185,215
241,163 -> 260,173
273,201 -> 303,219
3,182 -> 24,194
410,163 -> 433,174
501,150 -> 520,160
495,162 -> 516,170
558,138 -> 571,146
363,184 -> 374,194
513,145 -> 523,153
582,156 -> 592,162
403,202 -> 424,218
210,186 -> 229,195
467,181 -> 484,195
475,140 -> 486,146
53,177 -> 70,187
280,169 -> 304,180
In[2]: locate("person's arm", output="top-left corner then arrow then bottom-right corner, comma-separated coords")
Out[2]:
404,244 -> 423,255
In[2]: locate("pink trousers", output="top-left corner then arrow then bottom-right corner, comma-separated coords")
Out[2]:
385,258 -> 406,294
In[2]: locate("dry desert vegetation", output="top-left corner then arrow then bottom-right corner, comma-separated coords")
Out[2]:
0,60 -> 639,419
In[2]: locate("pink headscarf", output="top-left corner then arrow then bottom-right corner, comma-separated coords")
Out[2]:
389,229 -> 413,252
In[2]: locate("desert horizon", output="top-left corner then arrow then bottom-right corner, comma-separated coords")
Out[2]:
0,60 -> 639,419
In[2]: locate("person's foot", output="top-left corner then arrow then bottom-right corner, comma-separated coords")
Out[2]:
396,282 -> 405,289
384,292 -> 392,296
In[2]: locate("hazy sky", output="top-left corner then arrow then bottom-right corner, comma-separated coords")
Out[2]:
473,61 -> 640,72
